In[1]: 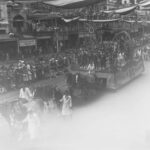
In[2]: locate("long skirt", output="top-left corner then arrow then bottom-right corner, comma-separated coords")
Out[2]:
62,106 -> 72,117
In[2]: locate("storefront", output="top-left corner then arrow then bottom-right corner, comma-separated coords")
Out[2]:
36,36 -> 55,54
18,39 -> 37,58
55,33 -> 68,52
0,35 -> 17,60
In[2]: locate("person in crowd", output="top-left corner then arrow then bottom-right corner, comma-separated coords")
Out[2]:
19,85 -> 34,102
54,87 -> 63,112
22,110 -> 40,140
43,101 -> 50,114
87,62 -> 95,74
143,48 -> 149,61
63,56 -> 69,67
66,72 -> 73,87
137,49 -> 142,59
75,73 -> 80,87
23,67 -> 28,84
31,65 -> 37,81
117,52 -> 125,68
60,91 -> 72,119
6,53 -> 10,61
47,98 -> 56,114
26,64 -> 32,82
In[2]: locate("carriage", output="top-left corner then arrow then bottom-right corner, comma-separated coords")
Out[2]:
67,19 -> 145,97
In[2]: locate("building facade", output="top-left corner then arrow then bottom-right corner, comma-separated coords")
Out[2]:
0,0 -> 8,34
0,0 -> 144,60
0,0 -> 18,61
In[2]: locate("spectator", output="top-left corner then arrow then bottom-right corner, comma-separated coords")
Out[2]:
19,85 -> 33,102
60,91 -> 72,119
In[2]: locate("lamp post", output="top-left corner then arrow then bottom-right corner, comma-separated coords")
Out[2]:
54,17 -> 59,53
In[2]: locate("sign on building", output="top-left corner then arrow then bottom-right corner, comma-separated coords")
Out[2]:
19,39 -> 36,47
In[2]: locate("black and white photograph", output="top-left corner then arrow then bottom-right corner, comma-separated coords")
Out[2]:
0,0 -> 149,149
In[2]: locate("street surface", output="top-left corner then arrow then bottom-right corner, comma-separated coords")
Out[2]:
0,75 -> 66,104
0,62 -> 150,150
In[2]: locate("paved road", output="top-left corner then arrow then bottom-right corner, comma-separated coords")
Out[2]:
12,62 -> 150,150
0,75 -> 67,104
1,62 -> 150,150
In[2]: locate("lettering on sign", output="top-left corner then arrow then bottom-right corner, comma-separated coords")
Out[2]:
19,39 -> 36,47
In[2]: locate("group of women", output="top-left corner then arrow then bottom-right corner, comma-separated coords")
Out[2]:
0,83 -> 73,141
0,54 -> 70,93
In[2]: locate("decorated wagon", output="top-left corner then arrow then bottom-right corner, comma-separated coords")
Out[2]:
67,18 -> 144,96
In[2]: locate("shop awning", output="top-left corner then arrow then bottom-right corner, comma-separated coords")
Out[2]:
125,20 -> 149,26
139,0 -> 150,7
61,17 -> 80,22
139,7 -> 150,11
115,5 -> 137,15
79,18 -> 120,23
123,20 -> 136,23
104,5 -> 138,15
145,21 -> 150,24
0,34 -> 16,42
36,36 -> 51,39
43,0 -> 100,9
0,20 -> 8,25
123,20 -> 143,23
139,20 -> 150,26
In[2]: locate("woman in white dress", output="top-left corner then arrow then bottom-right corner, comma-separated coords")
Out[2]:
60,91 -> 72,119
23,110 -> 40,140
87,62 -> 95,74
19,86 -> 34,102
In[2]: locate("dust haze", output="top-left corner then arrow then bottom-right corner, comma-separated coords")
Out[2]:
1,63 -> 150,150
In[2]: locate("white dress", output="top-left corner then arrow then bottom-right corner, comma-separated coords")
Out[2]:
19,87 -> 33,101
24,113 -> 40,140
61,95 -> 72,116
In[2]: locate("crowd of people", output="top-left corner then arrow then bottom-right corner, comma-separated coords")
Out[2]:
75,49 -> 107,71
68,33 -> 150,74
0,83 -> 73,141
0,36 -> 149,142
0,35 -> 149,94
133,35 -> 150,61
133,35 -> 150,48
71,42 -> 131,73
18,84 -> 72,116
0,54 -> 70,93
140,45 -> 150,61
